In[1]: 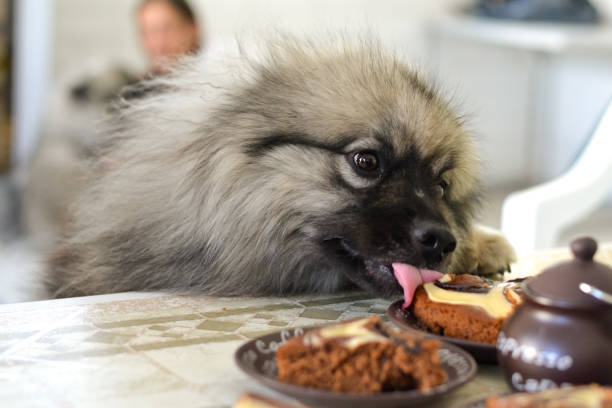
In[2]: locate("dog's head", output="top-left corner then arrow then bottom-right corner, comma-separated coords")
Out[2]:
213,38 -> 482,298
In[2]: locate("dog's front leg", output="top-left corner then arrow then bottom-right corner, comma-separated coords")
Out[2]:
453,225 -> 517,276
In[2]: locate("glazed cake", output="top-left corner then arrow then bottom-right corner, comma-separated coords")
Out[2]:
486,384 -> 612,408
276,316 -> 446,394
411,274 -> 524,344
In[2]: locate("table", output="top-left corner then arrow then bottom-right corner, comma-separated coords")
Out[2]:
2,245 -> 610,407
0,291 -> 509,408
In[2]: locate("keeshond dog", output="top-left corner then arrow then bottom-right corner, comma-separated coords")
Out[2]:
46,36 -> 516,300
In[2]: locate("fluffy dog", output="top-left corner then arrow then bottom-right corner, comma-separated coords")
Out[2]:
46,36 -> 516,300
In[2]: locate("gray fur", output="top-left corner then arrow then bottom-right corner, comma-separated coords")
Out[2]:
46,36 -> 515,299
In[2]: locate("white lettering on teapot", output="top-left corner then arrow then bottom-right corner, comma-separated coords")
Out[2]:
511,372 -> 574,392
497,332 -> 573,371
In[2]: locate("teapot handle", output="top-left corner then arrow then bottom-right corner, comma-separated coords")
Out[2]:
579,282 -> 612,306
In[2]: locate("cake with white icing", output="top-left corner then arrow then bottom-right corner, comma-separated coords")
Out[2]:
411,274 -> 524,344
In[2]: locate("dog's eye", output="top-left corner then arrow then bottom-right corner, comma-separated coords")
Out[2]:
352,152 -> 379,173
434,180 -> 448,198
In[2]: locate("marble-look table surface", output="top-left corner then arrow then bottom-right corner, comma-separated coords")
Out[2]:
1,244 -> 610,407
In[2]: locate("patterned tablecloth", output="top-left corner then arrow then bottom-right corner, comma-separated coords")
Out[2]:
1,244 -> 610,408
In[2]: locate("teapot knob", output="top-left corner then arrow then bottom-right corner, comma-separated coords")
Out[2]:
571,237 -> 597,261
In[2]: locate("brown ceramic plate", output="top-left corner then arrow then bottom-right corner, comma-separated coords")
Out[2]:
387,300 -> 498,364
234,326 -> 477,408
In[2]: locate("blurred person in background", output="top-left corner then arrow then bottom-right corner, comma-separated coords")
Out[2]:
137,0 -> 203,75
22,0 -> 203,251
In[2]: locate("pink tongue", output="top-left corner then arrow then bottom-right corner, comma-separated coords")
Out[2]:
392,263 -> 443,309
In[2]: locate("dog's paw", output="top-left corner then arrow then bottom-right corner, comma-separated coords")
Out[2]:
467,225 -> 517,276
452,225 -> 517,277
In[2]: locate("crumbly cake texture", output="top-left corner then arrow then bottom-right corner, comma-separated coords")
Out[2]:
486,385 -> 612,408
276,316 -> 446,394
411,274 -> 523,344
233,393 -> 299,408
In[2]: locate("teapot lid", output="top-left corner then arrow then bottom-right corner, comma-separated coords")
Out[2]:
524,237 -> 612,310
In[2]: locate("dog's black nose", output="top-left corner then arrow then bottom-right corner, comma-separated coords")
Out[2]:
414,224 -> 456,264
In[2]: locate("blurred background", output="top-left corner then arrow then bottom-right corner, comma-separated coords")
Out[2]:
1,0 -> 611,302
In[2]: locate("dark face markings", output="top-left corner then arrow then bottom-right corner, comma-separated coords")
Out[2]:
244,132 -> 355,157
244,130 -> 455,202
241,127 -> 473,298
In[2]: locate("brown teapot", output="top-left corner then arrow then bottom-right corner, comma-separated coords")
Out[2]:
497,237 -> 612,392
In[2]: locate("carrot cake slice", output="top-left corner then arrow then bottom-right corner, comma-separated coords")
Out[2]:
277,316 -> 446,394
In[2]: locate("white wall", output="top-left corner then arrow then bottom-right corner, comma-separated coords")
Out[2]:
51,0 -> 612,79
428,15 -> 612,188
53,0 -> 144,76
531,54 -> 612,182
429,34 -> 538,186
51,0 -> 469,78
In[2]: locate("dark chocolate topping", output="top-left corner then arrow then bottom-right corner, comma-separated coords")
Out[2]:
434,276 -> 494,294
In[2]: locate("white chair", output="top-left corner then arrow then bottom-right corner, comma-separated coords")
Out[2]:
501,98 -> 612,256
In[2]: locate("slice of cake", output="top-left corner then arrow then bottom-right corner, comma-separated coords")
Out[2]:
411,274 -> 524,344
486,384 -> 612,408
276,316 -> 446,394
